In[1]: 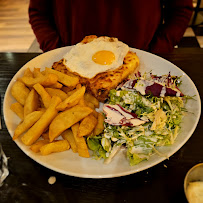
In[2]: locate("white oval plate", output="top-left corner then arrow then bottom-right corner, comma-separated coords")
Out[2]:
3,47 -> 201,178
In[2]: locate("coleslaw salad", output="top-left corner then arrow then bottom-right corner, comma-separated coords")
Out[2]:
88,72 -> 191,166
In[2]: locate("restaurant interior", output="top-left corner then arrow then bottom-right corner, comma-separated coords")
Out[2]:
0,0 -> 203,52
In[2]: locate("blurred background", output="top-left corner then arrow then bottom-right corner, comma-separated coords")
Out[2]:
0,0 -> 203,53
0,0 -> 36,52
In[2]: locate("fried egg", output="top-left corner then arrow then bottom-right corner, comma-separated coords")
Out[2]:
63,36 -> 129,79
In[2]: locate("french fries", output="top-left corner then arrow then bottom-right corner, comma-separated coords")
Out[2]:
11,80 -> 30,105
10,102 -> 24,120
71,123 -> 90,158
13,110 -> 44,140
40,140 -> 70,155
49,105 -> 93,142
10,67 -> 105,158
47,82 -> 63,89
45,67 -> 79,87
21,96 -> 61,146
24,89 -> 39,117
78,114 -> 97,137
56,86 -> 86,111
78,96 -> 86,107
84,101 -> 95,110
66,89 -> 77,97
61,129 -> 77,153
84,93 -> 99,108
61,86 -> 75,93
20,73 -> 58,87
93,112 -> 105,136
33,83 -> 51,108
33,68 -> 43,78
23,68 -> 33,77
42,132 -> 49,140
30,139 -> 49,153
45,88 -> 68,101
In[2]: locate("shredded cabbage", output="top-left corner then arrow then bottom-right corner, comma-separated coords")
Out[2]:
87,73 -> 188,166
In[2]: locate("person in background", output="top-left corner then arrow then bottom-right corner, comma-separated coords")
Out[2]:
28,0 -> 193,53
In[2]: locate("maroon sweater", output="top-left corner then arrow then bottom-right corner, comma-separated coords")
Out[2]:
29,0 -> 193,53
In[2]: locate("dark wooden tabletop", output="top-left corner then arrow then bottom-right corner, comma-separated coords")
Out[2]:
0,48 -> 202,203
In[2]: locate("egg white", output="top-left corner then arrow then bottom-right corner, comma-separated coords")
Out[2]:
63,37 -> 129,79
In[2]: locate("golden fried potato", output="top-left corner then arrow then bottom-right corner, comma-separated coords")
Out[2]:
10,102 -> 24,120
30,139 -> 50,153
11,80 -> 30,105
42,132 -> 49,140
61,129 -> 78,153
23,68 -> 33,77
40,140 -> 70,155
47,82 -> 63,89
92,111 -> 98,118
66,89 -> 77,97
20,73 -> 58,87
40,70 -> 46,75
78,96 -> 86,107
49,105 -> 93,142
33,68 -> 43,78
71,123 -> 90,158
93,112 -> 105,136
84,100 -> 95,110
13,110 -> 44,140
37,107 -> 46,112
56,86 -> 85,111
76,83 -> 82,89
78,98 -> 98,117
78,114 -> 97,137
61,86 -> 75,94
45,67 -> 79,87
84,93 -> 99,108
24,88 -> 39,117
45,88 -> 68,101
21,96 -> 62,146
33,83 -> 51,108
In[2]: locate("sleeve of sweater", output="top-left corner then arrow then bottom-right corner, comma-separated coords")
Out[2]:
29,0 -> 62,52
149,0 -> 193,53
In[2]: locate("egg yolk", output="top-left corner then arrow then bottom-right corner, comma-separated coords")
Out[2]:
92,50 -> 115,65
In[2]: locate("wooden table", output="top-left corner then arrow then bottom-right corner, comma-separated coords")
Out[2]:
0,48 -> 202,203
